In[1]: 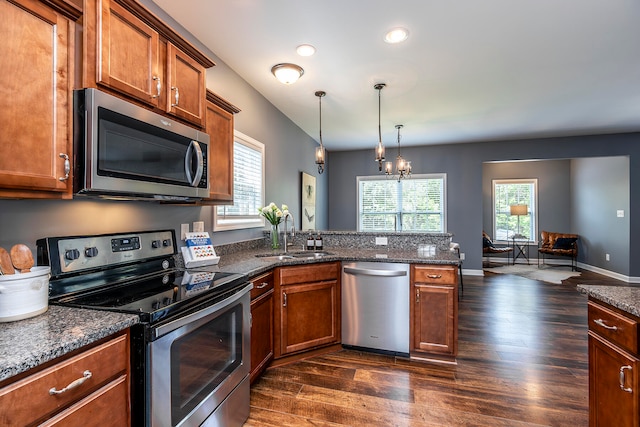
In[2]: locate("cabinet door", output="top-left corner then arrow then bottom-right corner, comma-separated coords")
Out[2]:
166,43 -> 206,126
279,280 -> 340,356
411,283 -> 457,356
0,0 -> 73,196
250,289 -> 274,383
589,334 -> 639,427
205,101 -> 234,201
97,0 -> 160,106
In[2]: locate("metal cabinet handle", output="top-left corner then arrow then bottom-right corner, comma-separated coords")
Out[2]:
427,274 -> 442,279
594,319 -> 618,331
256,282 -> 269,289
171,86 -> 180,106
49,370 -> 92,395
152,76 -> 161,98
620,365 -> 633,393
416,289 -> 420,304
58,153 -> 70,182
283,292 -> 287,307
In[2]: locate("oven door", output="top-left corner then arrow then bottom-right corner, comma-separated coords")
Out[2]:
149,284 -> 251,427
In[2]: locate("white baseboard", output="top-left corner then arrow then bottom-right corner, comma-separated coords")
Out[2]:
576,262 -> 640,284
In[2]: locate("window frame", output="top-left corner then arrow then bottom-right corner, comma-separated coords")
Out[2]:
213,131 -> 266,231
356,173 -> 447,233
492,178 -> 538,243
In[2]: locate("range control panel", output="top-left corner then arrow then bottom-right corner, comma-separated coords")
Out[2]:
37,230 -> 176,276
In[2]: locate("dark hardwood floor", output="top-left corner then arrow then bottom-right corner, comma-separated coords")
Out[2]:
245,268 -> 628,426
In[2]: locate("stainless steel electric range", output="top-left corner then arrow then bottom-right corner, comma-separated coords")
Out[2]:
37,230 -> 252,427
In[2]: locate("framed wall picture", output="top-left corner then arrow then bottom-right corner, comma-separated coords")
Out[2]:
301,172 -> 316,231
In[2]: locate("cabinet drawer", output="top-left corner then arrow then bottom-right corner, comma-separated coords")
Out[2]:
588,301 -> 638,354
0,333 -> 128,426
278,262 -> 340,285
412,265 -> 457,285
250,271 -> 274,300
40,375 -> 129,426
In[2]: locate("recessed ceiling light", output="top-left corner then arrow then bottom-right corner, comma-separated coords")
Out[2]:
384,27 -> 409,44
296,44 -> 316,56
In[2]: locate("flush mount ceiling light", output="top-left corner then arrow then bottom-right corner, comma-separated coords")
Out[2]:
315,91 -> 326,174
374,83 -> 386,171
384,27 -> 409,44
385,124 -> 412,181
296,44 -> 316,56
271,63 -> 304,84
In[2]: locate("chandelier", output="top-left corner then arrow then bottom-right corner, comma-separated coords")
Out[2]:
315,91 -> 326,174
385,124 -> 412,181
373,83 -> 386,171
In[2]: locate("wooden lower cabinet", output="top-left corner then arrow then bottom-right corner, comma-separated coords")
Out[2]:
410,265 -> 458,359
0,330 -> 130,426
588,300 -> 640,426
275,262 -> 341,358
250,271 -> 274,383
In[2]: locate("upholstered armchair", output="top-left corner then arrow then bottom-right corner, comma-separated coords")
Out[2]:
538,231 -> 578,271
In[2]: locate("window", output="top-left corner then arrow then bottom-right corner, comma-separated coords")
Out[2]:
213,131 -> 265,231
492,179 -> 537,242
357,174 -> 447,232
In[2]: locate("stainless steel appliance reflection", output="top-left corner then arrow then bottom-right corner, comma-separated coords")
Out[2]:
37,230 -> 251,427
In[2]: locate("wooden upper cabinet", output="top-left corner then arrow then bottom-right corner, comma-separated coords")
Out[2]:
166,43 -> 206,126
97,0 -> 160,106
0,0 -> 79,198
203,91 -> 240,203
86,0 -> 214,127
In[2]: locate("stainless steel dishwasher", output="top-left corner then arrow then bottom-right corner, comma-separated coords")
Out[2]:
342,261 -> 410,356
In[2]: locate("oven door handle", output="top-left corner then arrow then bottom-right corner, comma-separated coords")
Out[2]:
153,283 -> 252,339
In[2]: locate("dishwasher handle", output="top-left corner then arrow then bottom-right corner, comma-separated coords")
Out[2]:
343,266 -> 407,277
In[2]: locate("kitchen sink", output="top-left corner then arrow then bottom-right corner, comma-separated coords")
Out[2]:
255,254 -> 295,261
255,251 -> 332,261
289,251 -> 332,258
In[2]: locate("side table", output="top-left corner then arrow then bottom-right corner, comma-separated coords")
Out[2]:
511,237 -> 530,265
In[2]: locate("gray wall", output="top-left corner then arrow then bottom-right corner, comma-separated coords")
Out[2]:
328,133 -> 640,278
0,1 -> 328,254
572,156 -> 630,274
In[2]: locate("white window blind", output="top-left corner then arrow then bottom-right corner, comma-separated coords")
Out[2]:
214,131 -> 265,230
358,174 -> 447,232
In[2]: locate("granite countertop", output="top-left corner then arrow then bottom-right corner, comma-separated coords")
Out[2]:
0,306 -> 138,382
0,245 -> 458,384
214,246 -> 461,278
577,285 -> 640,318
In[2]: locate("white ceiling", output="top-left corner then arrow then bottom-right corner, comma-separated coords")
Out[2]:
152,0 -> 640,151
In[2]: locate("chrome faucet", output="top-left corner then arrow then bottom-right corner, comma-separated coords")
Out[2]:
283,212 -> 295,253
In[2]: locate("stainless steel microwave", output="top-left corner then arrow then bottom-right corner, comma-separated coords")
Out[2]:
73,88 -> 210,201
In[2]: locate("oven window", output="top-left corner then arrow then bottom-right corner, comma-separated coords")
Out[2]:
170,304 -> 242,425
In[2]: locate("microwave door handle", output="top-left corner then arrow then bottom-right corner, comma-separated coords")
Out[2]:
184,141 -> 204,186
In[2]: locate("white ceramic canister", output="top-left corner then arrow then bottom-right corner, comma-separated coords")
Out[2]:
0,266 -> 50,322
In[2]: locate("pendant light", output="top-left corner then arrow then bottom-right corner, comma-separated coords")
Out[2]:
315,91 -> 326,174
374,83 -> 386,171
385,124 -> 412,181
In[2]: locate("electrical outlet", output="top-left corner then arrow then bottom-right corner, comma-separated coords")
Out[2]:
617,210 -> 625,218
375,237 -> 388,245
460,253 -> 465,260
181,224 -> 190,240
606,253 -> 610,261
193,221 -> 204,232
